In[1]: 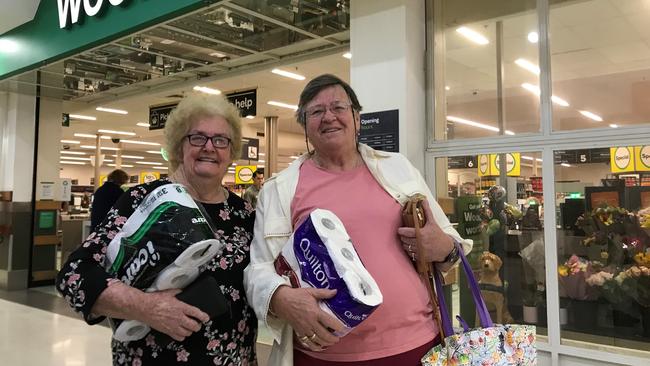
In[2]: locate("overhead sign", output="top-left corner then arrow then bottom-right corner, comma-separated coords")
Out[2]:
57,0 -> 129,28
359,109 -> 399,152
240,137 -> 259,161
235,165 -> 256,185
149,103 -> 178,130
227,89 -> 257,117
634,146 -> 650,172
610,146 -> 634,173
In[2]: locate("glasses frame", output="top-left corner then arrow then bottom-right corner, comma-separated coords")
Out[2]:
305,101 -> 353,122
186,134 -> 232,148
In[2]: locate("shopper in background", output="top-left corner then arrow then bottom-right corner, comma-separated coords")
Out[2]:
244,74 -> 471,366
57,93 -> 257,366
90,169 -> 128,230
242,169 -> 264,208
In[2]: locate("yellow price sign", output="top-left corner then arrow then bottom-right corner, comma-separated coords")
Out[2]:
235,165 -> 256,185
479,153 -> 520,176
610,147 -> 635,173
635,146 -> 650,172
140,171 -> 160,183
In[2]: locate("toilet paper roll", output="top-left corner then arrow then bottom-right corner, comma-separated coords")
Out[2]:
112,320 -> 151,342
275,209 -> 382,336
173,239 -> 221,269
150,266 -> 200,292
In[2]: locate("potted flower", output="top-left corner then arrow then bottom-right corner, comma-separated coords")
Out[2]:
558,255 -> 601,329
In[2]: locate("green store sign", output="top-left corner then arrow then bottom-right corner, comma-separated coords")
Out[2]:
0,0 -> 212,80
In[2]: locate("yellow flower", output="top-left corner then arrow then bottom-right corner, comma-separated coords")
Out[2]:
558,265 -> 569,277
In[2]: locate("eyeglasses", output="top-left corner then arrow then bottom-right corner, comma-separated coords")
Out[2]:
186,134 -> 231,148
305,102 -> 352,121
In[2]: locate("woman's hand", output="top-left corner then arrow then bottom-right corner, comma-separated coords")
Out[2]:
138,289 -> 210,342
398,199 -> 454,263
270,286 -> 343,351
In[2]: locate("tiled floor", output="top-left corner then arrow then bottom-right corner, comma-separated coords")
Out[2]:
0,286 -> 272,365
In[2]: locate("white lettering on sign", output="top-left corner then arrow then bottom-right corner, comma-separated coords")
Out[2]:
614,147 -> 631,169
234,98 -> 254,110
361,118 -> 379,125
57,0 -> 126,28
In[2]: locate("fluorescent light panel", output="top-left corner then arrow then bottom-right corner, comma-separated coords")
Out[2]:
515,58 -> 540,75
456,26 -> 489,45
113,155 -> 144,159
561,163 -> 571,167
107,164 -> 134,168
342,52 -> 352,59
60,161 -> 85,165
447,116 -> 515,135
579,110 -> 603,122
271,68 -> 305,80
98,129 -> 136,136
69,114 -> 96,121
154,166 -> 169,170
267,101 -> 298,110
136,122 -> 150,127
245,115 -> 254,119
146,150 -> 162,154
96,107 -> 128,115
520,83 -> 569,107
136,161 -> 163,165
60,151 -> 86,155
80,145 -> 121,151
120,139 -> 160,146
609,124 -> 619,128
60,156 -> 91,161
61,140 -> 80,144
74,133 -> 111,139
193,86 -> 221,95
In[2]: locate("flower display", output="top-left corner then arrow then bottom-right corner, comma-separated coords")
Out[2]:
615,265 -> 650,308
558,255 -> 601,300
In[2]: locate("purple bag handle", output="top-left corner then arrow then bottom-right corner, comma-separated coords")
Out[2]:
433,242 -> 493,337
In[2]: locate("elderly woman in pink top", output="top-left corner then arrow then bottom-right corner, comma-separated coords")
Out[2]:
244,74 -> 471,366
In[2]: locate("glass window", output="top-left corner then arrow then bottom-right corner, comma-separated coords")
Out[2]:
434,1 -> 540,140
554,146 -> 650,350
550,0 -> 650,131
438,152 -> 546,336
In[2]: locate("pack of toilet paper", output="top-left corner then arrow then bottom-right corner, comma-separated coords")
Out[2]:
274,209 -> 382,336
104,183 -> 224,342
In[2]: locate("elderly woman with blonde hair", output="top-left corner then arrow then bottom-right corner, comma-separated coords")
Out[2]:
57,93 -> 258,365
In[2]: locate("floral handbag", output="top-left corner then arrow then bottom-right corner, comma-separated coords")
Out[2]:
421,243 -> 537,366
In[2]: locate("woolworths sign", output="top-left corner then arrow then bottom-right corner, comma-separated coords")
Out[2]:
57,0 -> 129,28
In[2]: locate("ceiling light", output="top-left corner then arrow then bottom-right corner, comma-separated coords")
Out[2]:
515,58 -> 540,75
505,130 -> 515,135
60,161 -> 85,165
522,156 -> 534,161
447,116 -> 498,132
113,155 -> 144,159
146,150 -> 162,154
579,110 -> 603,122
103,159 -> 113,162
271,68 -> 306,80
61,140 -> 80,144
521,83 -> 570,107
154,166 -> 169,170
257,165 -> 265,168
136,161 -> 163,165
60,151 -> 86,155
445,86 -> 451,91
209,51 -> 226,57
267,101 -> 298,111
98,129 -> 136,136
561,163 -> 571,167
160,39 -> 175,45
193,86 -> 221,95
342,52 -> 352,59
74,133 -> 111,139
258,160 -> 265,163
527,32 -> 539,43
96,107 -> 128,115
259,153 -> 265,156
609,124 -> 619,128
120,139 -> 161,146
245,115 -> 254,119
107,163 -> 133,168
80,145 -> 121,151
136,122 -> 150,127
69,114 -> 96,121
60,156 -> 91,161
456,26 -> 489,45
290,155 -> 300,159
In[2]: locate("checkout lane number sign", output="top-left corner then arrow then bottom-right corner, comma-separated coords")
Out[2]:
235,165 -> 256,185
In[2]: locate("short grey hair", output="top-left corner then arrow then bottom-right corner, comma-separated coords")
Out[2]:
164,93 -> 242,172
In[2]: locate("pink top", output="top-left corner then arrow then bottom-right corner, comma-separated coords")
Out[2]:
290,159 -> 436,362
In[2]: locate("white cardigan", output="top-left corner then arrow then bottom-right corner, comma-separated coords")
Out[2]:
243,144 -> 471,366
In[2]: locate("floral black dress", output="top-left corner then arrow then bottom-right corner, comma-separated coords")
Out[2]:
56,179 -> 257,366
